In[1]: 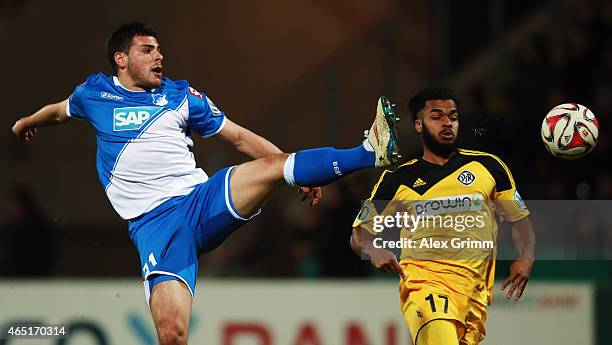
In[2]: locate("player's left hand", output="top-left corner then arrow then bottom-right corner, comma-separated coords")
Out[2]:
298,187 -> 322,207
501,258 -> 534,301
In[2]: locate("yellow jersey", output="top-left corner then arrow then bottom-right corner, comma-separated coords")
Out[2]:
354,149 -> 529,305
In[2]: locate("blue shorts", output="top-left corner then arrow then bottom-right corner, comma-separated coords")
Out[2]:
128,166 -> 258,301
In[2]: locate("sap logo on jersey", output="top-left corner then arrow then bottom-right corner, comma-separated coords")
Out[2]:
113,107 -> 161,131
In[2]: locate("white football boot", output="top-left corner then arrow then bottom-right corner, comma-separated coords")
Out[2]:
363,96 -> 401,167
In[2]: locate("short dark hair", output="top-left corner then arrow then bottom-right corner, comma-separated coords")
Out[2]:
106,22 -> 157,72
408,86 -> 459,122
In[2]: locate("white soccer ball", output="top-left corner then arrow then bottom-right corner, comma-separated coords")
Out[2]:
541,103 -> 599,159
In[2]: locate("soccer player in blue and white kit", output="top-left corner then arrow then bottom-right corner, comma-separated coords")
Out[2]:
12,22 -> 400,344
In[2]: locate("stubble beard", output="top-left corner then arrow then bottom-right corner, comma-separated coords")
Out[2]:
421,123 -> 457,158
127,62 -> 160,90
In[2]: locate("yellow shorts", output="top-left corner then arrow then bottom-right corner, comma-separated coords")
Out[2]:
400,282 -> 487,345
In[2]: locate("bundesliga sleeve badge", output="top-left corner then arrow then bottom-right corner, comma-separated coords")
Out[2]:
188,87 -> 203,99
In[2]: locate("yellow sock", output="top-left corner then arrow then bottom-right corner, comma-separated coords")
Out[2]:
416,319 -> 459,345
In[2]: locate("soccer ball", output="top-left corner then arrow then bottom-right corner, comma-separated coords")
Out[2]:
541,103 -> 599,159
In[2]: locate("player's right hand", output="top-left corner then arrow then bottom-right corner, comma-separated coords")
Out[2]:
368,247 -> 406,279
12,118 -> 37,143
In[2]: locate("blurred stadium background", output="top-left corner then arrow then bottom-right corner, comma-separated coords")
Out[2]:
1,0 -> 611,344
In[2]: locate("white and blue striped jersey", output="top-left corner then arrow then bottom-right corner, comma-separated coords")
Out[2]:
67,73 -> 226,219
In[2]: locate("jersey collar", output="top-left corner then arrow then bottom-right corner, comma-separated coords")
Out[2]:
112,76 -> 159,94
420,150 -> 460,167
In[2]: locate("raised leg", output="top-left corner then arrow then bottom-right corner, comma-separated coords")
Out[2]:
229,153 -> 289,217
229,96 -> 400,218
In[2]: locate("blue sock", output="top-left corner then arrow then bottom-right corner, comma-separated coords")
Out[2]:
283,145 -> 375,187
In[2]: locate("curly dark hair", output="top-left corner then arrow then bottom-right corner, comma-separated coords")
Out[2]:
408,86 -> 460,122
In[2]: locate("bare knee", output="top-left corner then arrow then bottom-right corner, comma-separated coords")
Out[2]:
258,152 -> 290,183
261,153 -> 289,169
157,318 -> 188,345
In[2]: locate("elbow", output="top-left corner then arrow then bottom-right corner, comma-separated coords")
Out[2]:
49,103 -> 69,124
232,139 -> 245,152
53,114 -> 68,124
230,131 -> 249,154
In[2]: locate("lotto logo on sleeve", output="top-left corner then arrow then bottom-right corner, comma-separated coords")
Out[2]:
113,106 -> 162,131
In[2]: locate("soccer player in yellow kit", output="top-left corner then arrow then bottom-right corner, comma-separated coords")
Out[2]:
350,87 -> 535,345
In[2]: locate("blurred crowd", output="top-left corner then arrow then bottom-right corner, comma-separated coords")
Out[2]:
460,0 -> 612,200
0,187 -> 57,276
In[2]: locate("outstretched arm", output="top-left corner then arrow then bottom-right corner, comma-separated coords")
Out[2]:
12,99 -> 70,142
217,119 -> 282,159
218,118 -> 322,206
501,217 -> 536,300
